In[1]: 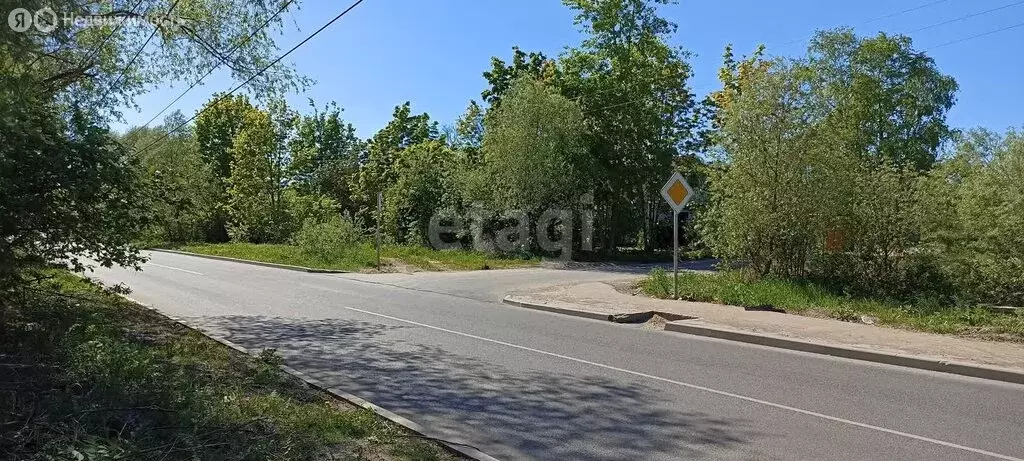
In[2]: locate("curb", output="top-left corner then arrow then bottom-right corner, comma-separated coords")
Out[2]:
503,297 -> 1024,386
119,294 -> 499,461
151,249 -> 349,273
502,296 -> 610,321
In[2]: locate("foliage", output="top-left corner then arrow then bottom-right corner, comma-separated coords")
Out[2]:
702,60 -> 834,278
0,272 -> 457,460
479,78 -> 592,213
922,129 -> 1024,305
0,74 -> 148,291
803,29 -> 958,171
384,140 -> 461,244
196,94 -> 258,179
295,215 -> 363,262
639,270 -> 1024,341
702,30 -> 958,301
5,0 -> 305,119
354,103 -> 439,226
289,101 -> 364,214
123,119 -> 222,243
226,106 -> 291,243
559,0 -> 700,252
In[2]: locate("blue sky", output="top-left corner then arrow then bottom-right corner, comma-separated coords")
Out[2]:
118,0 -> 1024,137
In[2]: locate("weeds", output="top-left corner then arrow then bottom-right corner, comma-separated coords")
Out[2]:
0,271 -> 459,460
177,242 -> 540,272
640,269 -> 1024,341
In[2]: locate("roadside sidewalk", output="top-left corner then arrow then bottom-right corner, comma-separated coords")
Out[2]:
505,281 -> 1024,382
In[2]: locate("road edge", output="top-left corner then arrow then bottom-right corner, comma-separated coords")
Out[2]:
502,296 -> 1024,385
121,294 -> 501,461
501,296 -> 610,321
151,248 -> 349,273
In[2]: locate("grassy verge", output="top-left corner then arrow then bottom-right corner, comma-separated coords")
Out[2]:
173,242 -> 540,272
641,269 -> 1024,341
0,271 -> 462,460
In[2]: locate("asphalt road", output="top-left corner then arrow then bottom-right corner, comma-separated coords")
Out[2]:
89,251 -> 1024,461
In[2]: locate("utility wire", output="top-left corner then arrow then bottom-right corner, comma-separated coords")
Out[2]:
907,0 -> 1024,34
138,0 -> 296,128
103,0 -> 183,102
778,0 -> 949,46
134,0 -> 367,156
926,19 -> 1024,49
80,0 -> 149,68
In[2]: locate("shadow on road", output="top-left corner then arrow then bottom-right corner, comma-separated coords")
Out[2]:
186,315 -> 759,460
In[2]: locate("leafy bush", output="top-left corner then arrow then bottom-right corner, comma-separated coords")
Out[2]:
294,216 -> 362,262
641,268 -> 674,299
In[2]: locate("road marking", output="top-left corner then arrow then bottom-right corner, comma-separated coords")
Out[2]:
336,304 -> 1023,461
147,262 -> 204,276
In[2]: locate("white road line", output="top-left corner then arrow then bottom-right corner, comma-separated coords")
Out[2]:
147,262 -> 204,276
336,304 -> 1022,461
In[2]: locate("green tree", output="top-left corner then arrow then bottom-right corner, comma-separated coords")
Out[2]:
7,0 -> 306,119
289,101 -> 363,214
480,78 -> 592,215
803,29 -> 958,171
702,60 -> 835,277
482,47 -> 561,107
383,140 -> 460,244
195,94 -> 258,179
924,128 -> 1024,305
226,107 -> 290,243
0,75 -> 148,290
559,0 -> 700,252
123,117 -> 221,243
354,102 -> 438,225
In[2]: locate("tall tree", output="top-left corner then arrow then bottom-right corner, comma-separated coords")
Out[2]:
482,47 -> 561,107
123,120 -> 221,243
354,102 -> 438,224
803,29 -> 958,171
560,0 -> 699,251
480,78 -> 593,216
195,94 -> 258,179
289,101 -> 363,215
226,106 -> 290,243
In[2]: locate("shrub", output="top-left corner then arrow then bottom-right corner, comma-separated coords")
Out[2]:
294,216 -> 362,262
641,268 -> 674,299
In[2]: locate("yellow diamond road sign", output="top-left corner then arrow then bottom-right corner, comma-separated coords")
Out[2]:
660,172 -> 693,212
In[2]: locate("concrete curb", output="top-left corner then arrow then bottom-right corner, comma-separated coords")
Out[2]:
152,249 -> 349,273
503,297 -> 1024,386
119,295 -> 499,461
502,296 -> 610,321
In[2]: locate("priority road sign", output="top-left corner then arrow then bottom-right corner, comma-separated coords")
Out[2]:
660,172 -> 694,299
660,171 -> 694,213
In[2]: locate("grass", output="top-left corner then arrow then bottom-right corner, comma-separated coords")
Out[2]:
0,271 -> 462,461
174,242 -> 541,272
640,268 -> 1024,341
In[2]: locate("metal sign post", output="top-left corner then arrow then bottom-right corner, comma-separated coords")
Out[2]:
660,172 -> 694,300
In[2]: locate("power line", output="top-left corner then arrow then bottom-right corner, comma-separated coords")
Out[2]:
138,0 -> 296,129
134,0 -> 367,156
80,0 -> 149,68
907,0 -> 1024,34
103,0 -> 183,101
778,0 -> 949,46
861,0 -> 950,26
926,19 -> 1024,49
